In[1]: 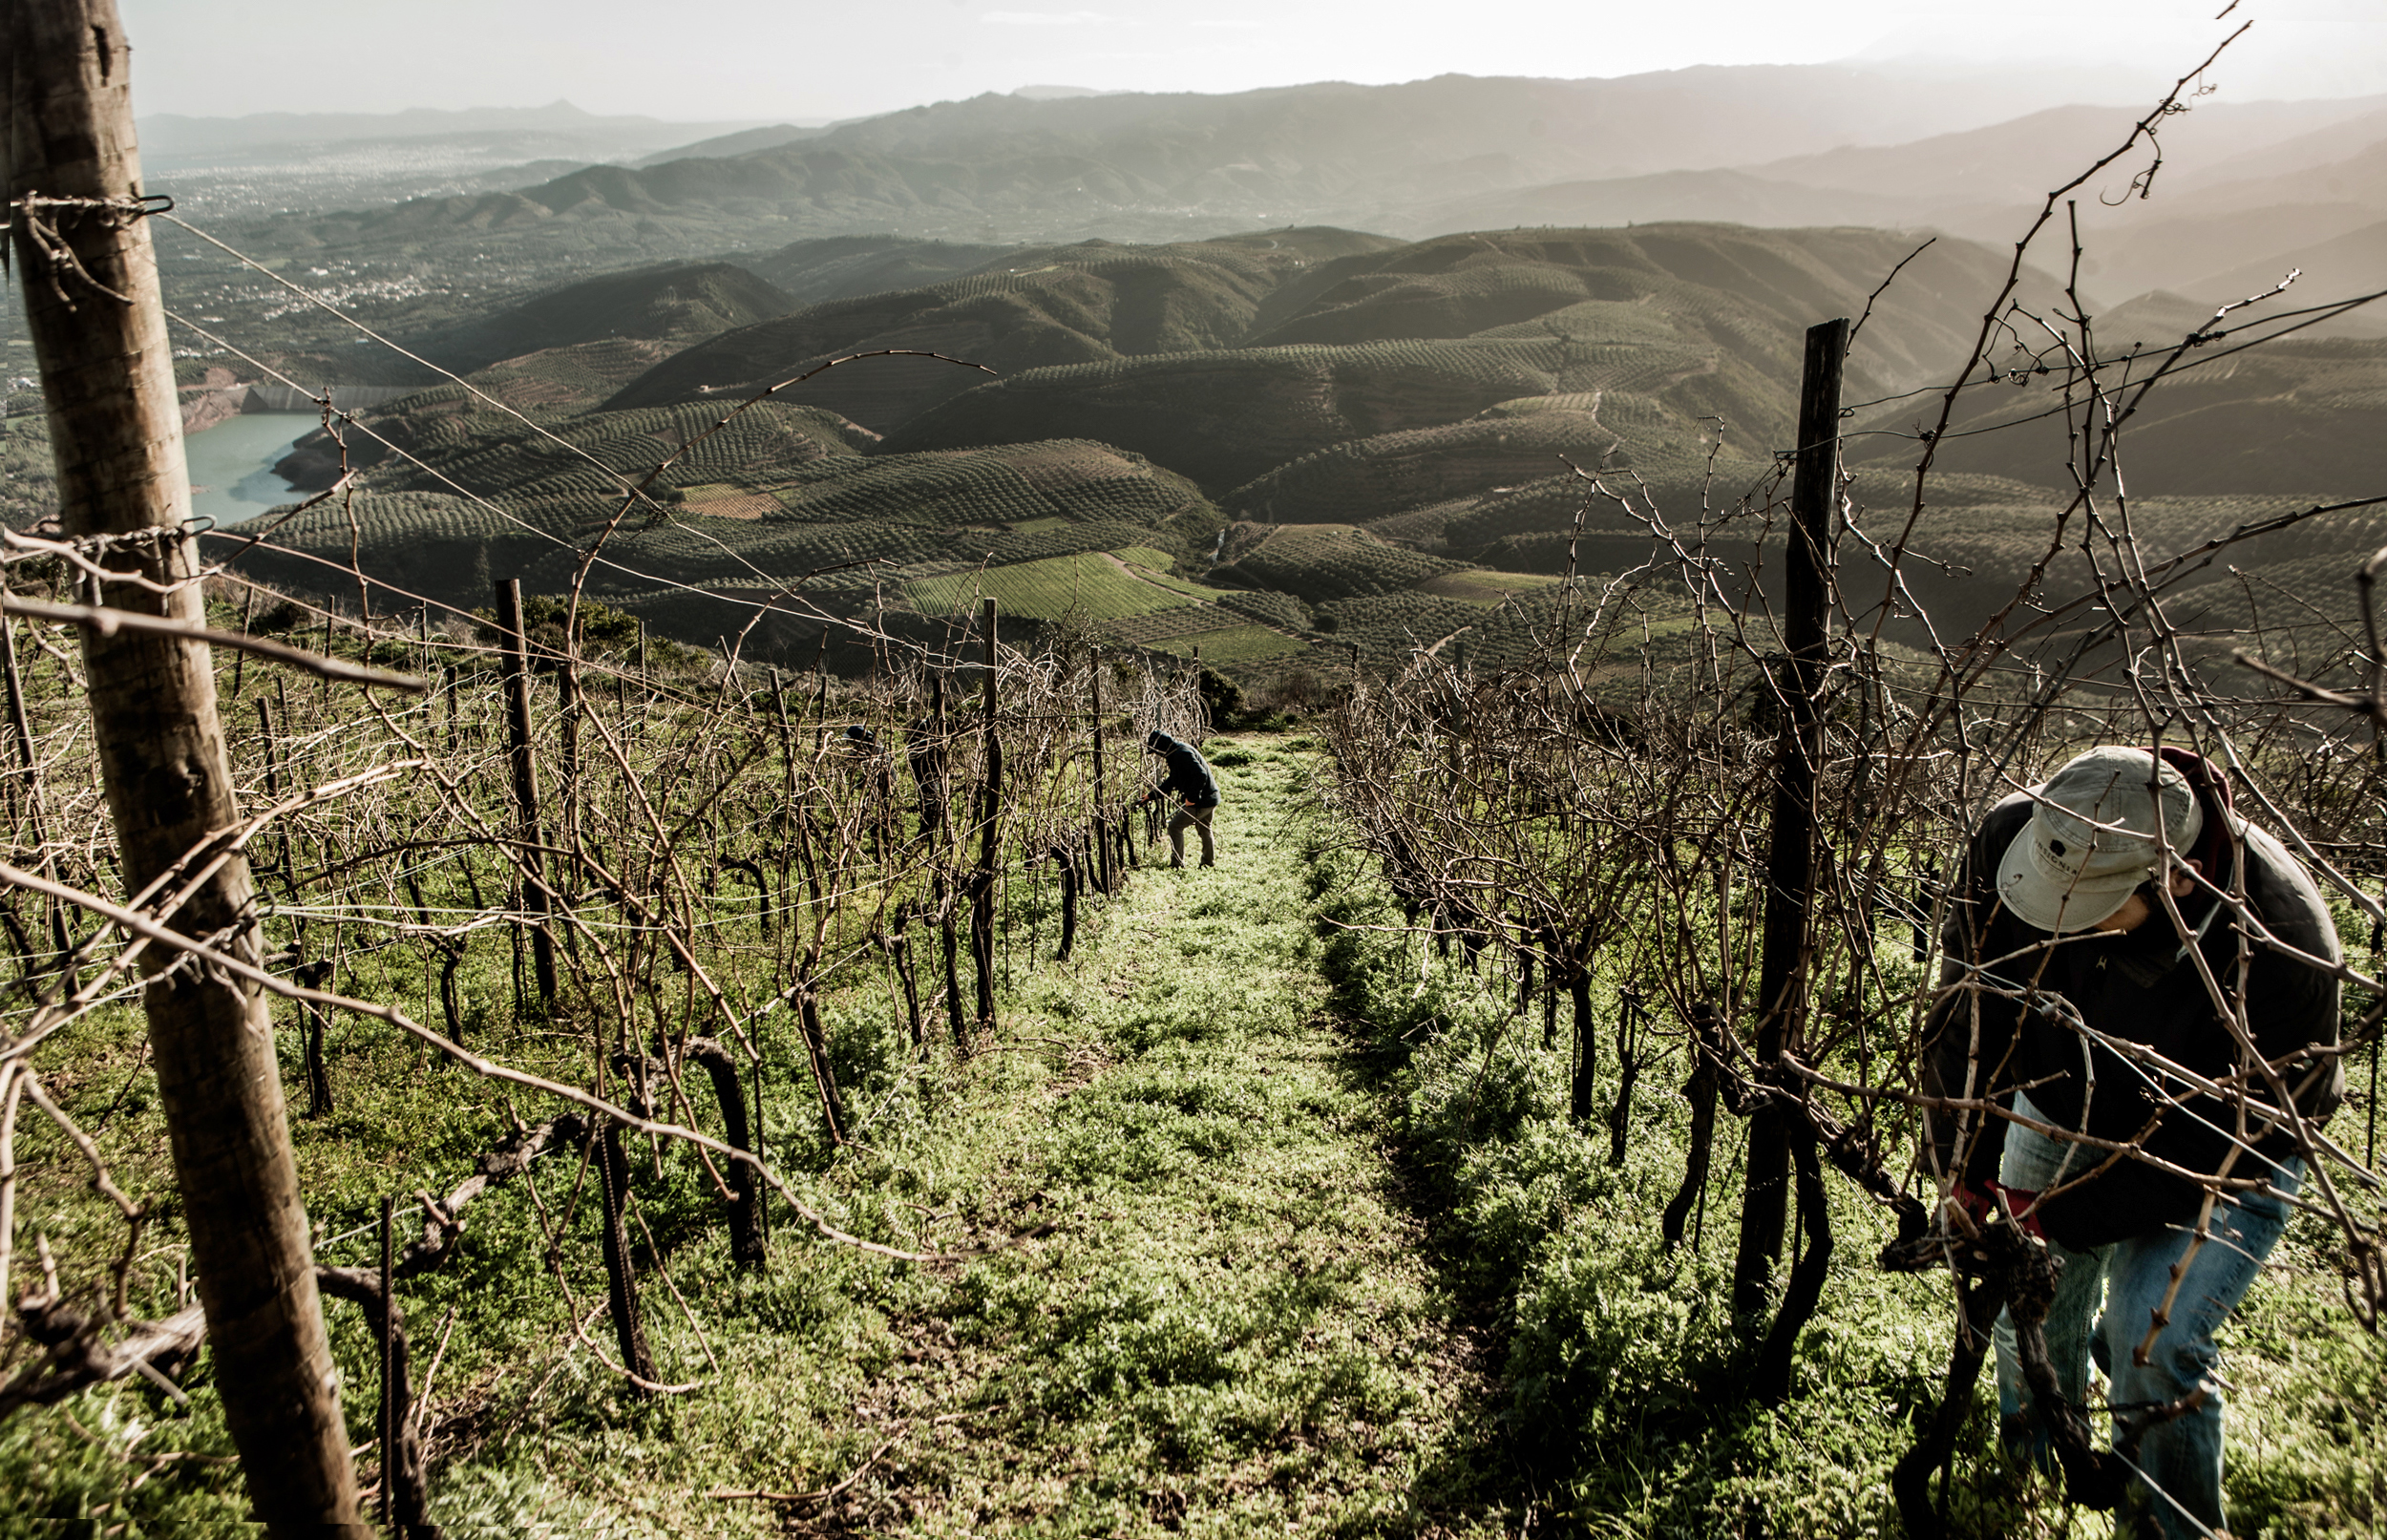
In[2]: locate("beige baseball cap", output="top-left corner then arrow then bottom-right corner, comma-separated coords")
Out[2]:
1996,747 -> 2204,933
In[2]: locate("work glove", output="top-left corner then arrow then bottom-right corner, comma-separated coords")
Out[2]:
1952,1178 -> 2045,1238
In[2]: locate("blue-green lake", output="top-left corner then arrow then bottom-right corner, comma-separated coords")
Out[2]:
183,413 -> 312,528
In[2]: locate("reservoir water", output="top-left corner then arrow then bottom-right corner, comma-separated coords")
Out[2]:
183,413 -> 312,529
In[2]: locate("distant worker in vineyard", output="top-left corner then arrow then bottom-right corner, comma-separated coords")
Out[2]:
1140,730 -> 1220,869
1921,745 -> 2342,1539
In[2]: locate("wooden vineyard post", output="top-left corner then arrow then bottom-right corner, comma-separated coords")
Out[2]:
556,622 -> 581,854
926,670 -> 966,1048
0,612 -> 35,824
972,600 -> 1002,1035
0,610 -> 69,960
1730,317 -> 1848,1323
1089,657 -> 1113,895
494,580 -> 558,1008
5,0 -> 364,1526
1568,940 -> 1595,1124
377,1193 -> 395,1530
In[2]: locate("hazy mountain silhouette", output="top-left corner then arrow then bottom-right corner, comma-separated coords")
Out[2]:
241,67 -> 2225,256
139,101 -> 764,162
236,73 -> 2387,335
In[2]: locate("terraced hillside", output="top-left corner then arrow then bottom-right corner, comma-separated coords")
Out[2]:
275,394 -> 877,497
1221,404 -> 1624,525
211,220 -> 2387,682
407,261 -> 795,375
218,405 -> 1228,663
881,338 -> 1592,493
1850,334 -> 2387,497
742,236 -> 1020,306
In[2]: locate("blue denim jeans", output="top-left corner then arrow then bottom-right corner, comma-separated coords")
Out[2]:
1991,1094 -> 2301,1539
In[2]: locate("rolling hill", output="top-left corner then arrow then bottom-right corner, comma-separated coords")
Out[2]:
860,225 -> 2047,494
1849,333 -> 2387,497
600,236 -> 1336,430
405,262 -> 795,375
204,212 -> 2387,685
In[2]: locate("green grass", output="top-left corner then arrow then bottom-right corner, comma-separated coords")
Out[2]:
2,748 -> 1521,1537
906,551 -> 1205,623
1299,826 -> 2386,1538
1415,570 -> 1563,605
1147,625 -> 1307,664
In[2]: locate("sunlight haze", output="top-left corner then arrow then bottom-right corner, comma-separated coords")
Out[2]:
116,0 -> 2387,122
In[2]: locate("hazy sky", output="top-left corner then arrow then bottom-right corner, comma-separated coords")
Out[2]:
116,0 -> 2387,123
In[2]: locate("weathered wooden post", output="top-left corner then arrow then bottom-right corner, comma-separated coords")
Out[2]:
494,579 -> 558,1007
1730,316 -> 1847,1321
557,620 -> 582,853
1089,657 -> 1113,896
7,1 -> 361,1524
972,599 -> 1002,1034
0,611 -> 68,960
377,1193 -> 396,1530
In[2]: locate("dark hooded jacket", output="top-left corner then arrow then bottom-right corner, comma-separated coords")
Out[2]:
1147,732 -> 1220,808
1921,786 -> 2342,1251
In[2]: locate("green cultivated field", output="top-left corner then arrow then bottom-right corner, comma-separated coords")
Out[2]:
905,550 -> 1206,622
1146,624 -> 1306,663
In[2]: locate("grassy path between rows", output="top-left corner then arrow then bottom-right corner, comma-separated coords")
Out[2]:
511,744 -> 1509,1537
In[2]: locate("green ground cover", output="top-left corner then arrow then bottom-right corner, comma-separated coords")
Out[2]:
1302,815 -> 2386,1539
5,735 -> 2374,1537
905,551 -> 1206,623
1114,546 -> 1185,574
2,747 -> 1514,1538
1147,625 -> 1308,664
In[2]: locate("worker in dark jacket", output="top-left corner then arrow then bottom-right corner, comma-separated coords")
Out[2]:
1140,730 -> 1220,868
1921,746 -> 2341,1539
